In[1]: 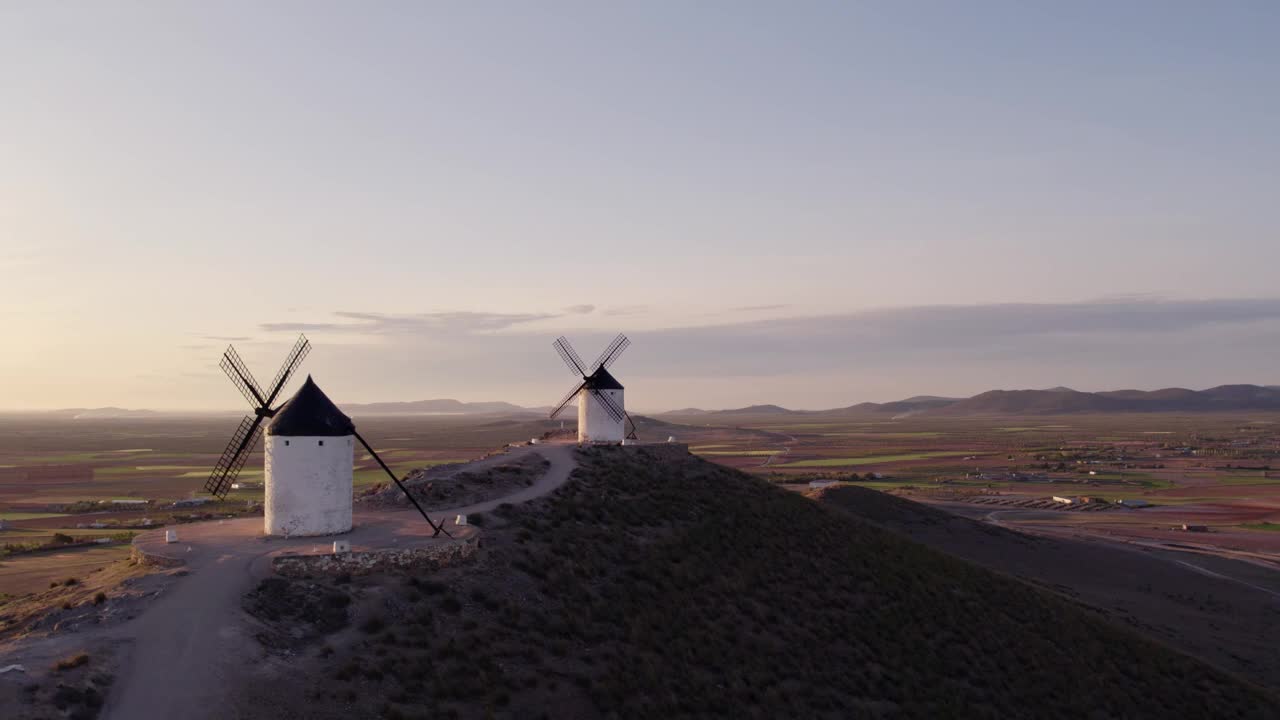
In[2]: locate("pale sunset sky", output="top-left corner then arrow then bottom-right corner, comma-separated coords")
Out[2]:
2,2 -> 1278,411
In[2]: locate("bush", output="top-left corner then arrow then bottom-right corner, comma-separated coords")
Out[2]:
53,652 -> 90,671
93,592 -> 107,605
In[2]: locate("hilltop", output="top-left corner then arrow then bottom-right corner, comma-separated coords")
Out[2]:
234,446 -> 1278,719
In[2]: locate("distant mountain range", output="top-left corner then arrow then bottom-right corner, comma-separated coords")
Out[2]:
14,384 -> 1280,420
662,384 -> 1280,417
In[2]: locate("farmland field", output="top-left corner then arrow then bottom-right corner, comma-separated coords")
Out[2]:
661,409 -> 1280,560
3,410 -> 1280,594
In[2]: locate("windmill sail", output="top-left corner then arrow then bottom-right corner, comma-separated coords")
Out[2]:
203,335 -> 309,498
205,414 -> 265,498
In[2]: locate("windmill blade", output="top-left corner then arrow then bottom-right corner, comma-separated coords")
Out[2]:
590,387 -> 626,424
552,336 -> 588,377
549,381 -> 585,419
263,334 -> 311,406
591,333 -> 630,372
220,346 -> 266,408
354,431 -> 450,538
204,414 -> 265,498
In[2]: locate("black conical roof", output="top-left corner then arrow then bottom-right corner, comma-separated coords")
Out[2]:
584,367 -> 624,390
267,376 -> 355,437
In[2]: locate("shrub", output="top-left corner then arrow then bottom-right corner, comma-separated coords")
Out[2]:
53,652 -> 90,671
93,592 -> 107,605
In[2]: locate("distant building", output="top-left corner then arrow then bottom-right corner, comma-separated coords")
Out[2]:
1181,523 -> 1209,532
111,499 -> 148,506
1052,496 -> 1079,505
1118,498 -> 1150,508
808,480 -> 838,490
173,497 -> 211,508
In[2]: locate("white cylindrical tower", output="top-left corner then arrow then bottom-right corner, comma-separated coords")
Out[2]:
263,376 -> 354,537
578,368 -> 626,443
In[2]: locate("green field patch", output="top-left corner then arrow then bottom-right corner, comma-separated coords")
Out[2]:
690,444 -> 733,450
0,512 -> 69,521
95,465 -> 209,479
354,468 -> 410,488
1217,474 -> 1280,486
1241,522 -> 1280,532
12,452 -> 104,464
819,432 -> 943,438
697,450 -> 783,457
106,448 -> 154,453
1132,495 -> 1217,505
176,469 -> 263,478
783,452 -> 973,468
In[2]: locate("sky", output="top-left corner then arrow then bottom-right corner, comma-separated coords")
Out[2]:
2,2 -> 1278,411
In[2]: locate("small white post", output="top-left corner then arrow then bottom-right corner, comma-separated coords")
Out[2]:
455,514 -> 468,526
332,540 -> 351,554
165,530 -> 178,543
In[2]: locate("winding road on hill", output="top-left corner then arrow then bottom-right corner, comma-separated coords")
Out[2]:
100,443 -> 578,720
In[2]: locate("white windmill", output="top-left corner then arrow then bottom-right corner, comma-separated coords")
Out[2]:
549,334 -> 635,443
205,336 -> 448,537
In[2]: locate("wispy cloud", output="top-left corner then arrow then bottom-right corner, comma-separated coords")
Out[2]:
261,310 -> 557,335
601,305 -> 649,316
563,304 -> 596,315
729,304 -> 790,313
249,298 -> 1280,407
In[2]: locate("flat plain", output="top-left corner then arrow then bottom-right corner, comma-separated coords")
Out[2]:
3,410 -> 1279,597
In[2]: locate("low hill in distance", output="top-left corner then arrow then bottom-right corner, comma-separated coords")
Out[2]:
8,399 -> 547,419
344,398 -> 541,416
240,447 -> 1278,719
709,404 -> 793,415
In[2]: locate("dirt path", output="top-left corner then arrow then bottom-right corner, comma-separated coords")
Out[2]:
99,443 -> 577,720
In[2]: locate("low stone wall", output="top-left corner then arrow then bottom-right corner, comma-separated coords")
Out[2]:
272,535 -> 480,578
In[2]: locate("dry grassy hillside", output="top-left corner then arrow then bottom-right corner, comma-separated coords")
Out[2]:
242,446 -> 1279,719
816,484 -> 1280,694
